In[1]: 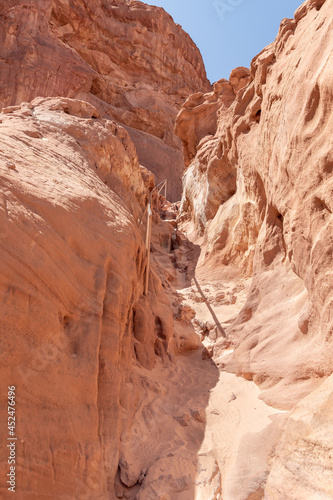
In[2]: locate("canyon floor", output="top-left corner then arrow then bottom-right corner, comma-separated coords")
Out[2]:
115,204 -> 288,500
1,1 -> 332,498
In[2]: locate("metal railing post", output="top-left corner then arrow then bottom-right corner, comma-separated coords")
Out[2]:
144,205 -> 152,295
143,179 -> 167,295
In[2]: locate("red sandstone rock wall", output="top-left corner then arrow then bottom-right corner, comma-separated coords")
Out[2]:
0,0 -> 211,201
0,97 -> 191,498
1,0 -> 333,497
176,2 -> 333,494
177,0 -> 333,411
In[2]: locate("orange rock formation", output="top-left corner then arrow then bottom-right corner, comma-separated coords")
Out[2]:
174,0 -> 333,495
177,0 -> 333,405
0,98 -> 198,498
1,0 -> 333,498
0,0 -> 211,201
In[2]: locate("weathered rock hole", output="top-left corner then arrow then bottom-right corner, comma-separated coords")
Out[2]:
295,58 -> 302,69
255,109 -> 261,123
249,338 -> 259,350
312,196 -> 331,214
304,83 -> 320,123
62,315 -> 70,330
90,78 -> 102,96
323,161 -> 333,175
154,316 -> 165,340
50,9 -> 70,27
262,207 -> 285,265
315,0 -> 325,10
299,318 -> 309,335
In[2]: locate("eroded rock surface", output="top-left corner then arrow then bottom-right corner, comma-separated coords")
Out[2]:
0,0 -> 211,201
177,0 -> 333,403
1,0 -> 333,498
176,0 -> 333,496
0,97 -> 198,498
265,373 -> 333,499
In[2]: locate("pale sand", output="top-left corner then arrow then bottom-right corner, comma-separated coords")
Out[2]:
120,273 -> 288,499
180,279 -> 288,500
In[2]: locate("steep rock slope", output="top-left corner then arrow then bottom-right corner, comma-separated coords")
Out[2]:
0,98 -> 193,499
1,0 -> 333,498
176,0 -> 333,403
265,373 -> 333,499
175,0 -> 333,495
0,0 -> 211,200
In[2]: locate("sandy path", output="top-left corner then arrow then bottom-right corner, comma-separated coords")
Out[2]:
170,224 -> 290,499
117,210 -> 289,499
118,277 -> 287,500
176,278 -> 288,500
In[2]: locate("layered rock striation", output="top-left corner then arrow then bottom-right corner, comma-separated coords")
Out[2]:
1,0 -> 333,497
176,0 -> 333,494
0,0 -> 211,201
177,0 -> 333,401
265,373 -> 333,498
0,2 -> 211,496
0,97 -> 197,498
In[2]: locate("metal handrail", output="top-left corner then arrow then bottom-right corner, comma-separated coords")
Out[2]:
138,179 -> 167,227
144,179 -> 167,295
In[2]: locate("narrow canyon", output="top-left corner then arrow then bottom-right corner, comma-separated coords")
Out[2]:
0,0 -> 332,499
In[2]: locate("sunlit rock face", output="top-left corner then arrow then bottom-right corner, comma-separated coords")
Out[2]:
0,0 -> 211,201
176,2 -> 333,492
265,373 -> 333,499
1,0 -> 333,497
177,0 -> 333,410
0,97 -> 192,498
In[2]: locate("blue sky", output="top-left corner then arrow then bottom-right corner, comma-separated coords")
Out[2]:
145,0 -> 304,83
